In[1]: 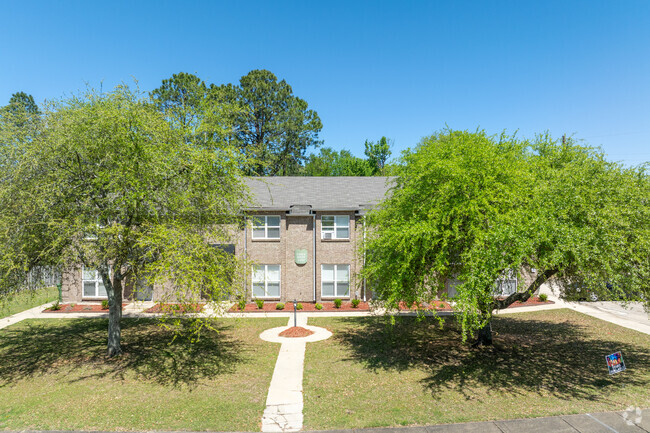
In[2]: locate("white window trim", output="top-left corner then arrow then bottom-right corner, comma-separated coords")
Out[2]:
252,264 -> 281,299
321,215 -> 350,240
494,270 -> 518,296
251,215 -> 281,240
82,266 -> 109,299
321,264 -> 351,298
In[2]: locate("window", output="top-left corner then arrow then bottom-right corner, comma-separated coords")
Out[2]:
321,264 -> 350,297
321,215 -> 349,239
252,216 -> 281,239
252,265 -> 281,298
82,267 -> 107,298
494,270 -> 518,296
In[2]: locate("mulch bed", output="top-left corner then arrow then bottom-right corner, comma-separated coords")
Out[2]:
279,326 -> 315,338
43,303 -> 130,313
397,301 -> 453,311
504,296 -> 554,308
230,301 -> 371,312
143,303 -> 205,314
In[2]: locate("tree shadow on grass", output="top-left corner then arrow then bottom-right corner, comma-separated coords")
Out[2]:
0,318 -> 246,388
334,313 -> 650,402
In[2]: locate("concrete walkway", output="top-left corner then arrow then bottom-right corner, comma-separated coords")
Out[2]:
259,315 -> 332,432
0,303 -> 54,330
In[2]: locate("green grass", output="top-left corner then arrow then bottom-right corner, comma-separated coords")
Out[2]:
303,309 -> 650,430
0,317 -> 285,431
0,286 -> 58,319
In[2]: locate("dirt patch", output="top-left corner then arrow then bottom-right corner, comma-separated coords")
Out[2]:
143,303 -> 205,314
279,326 -> 315,337
43,303 -> 129,313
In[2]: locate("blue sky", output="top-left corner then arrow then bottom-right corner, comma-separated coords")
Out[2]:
2,0 -> 649,166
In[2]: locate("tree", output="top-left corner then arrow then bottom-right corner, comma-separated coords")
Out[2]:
7,92 -> 40,115
211,69 -> 322,175
364,136 -> 392,174
150,72 -> 207,133
0,85 -> 248,356
302,147 -> 373,176
362,129 -> 650,345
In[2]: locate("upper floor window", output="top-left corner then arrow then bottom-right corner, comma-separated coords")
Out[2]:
82,266 -> 108,298
252,215 -> 281,239
321,215 -> 349,240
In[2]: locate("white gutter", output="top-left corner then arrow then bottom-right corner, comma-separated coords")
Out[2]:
363,216 -> 366,302
312,212 -> 316,302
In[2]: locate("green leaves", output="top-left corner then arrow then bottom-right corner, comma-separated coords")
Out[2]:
362,129 -> 650,341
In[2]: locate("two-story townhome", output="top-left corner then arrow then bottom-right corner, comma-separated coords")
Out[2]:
60,176 -> 394,304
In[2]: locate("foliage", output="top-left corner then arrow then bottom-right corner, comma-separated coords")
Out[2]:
351,298 -> 361,308
150,72 -> 207,133
302,147 -> 373,176
210,69 -> 322,175
255,299 -> 264,309
364,136 -> 392,174
362,128 -> 650,343
276,302 -> 285,310
297,302 -> 303,310
101,299 -> 109,310
238,298 -> 247,311
539,294 -> 548,302
334,298 -> 342,308
49,300 -> 61,311
315,303 -> 323,310
0,85 -> 249,356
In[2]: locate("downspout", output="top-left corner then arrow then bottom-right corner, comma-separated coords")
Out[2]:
244,217 -> 248,300
312,212 -> 316,302
363,216 -> 367,302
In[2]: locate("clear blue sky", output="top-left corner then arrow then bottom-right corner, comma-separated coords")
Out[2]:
2,0 -> 649,166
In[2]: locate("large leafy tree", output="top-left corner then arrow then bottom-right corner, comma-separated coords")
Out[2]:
0,85 -> 248,357
362,129 -> 650,345
150,72 -> 207,132
302,147 -> 374,176
364,136 -> 392,175
212,69 -> 322,175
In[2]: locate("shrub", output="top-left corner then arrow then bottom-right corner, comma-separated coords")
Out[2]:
255,298 -> 264,309
238,298 -> 247,311
315,303 -> 323,310
101,299 -> 109,310
276,302 -> 285,310
297,303 -> 303,310
351,298 -> 360,308
539,293 -> 548,302
334,298 -> 342,308
50,300 -> 61,311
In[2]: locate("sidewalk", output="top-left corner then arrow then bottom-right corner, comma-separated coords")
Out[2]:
5,409 -> 648,432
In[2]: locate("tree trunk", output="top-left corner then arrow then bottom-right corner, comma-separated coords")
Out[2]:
473,321 -> 493,347
100,265 -> 123,357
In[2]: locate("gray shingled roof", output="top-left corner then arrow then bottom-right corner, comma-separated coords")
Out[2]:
244,177 -> 394,211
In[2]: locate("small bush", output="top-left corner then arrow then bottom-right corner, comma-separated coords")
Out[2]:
351,298 -> 360,308
315,303 -> 323,310
50,300 -> 61,311
297,303 -> 303,310
101,299 -> 109,310
276,302 -> 285,310
539,293 -> 548,302
334,298 -> 342,308
238,299 -> 247,311
255,299 -> 264,309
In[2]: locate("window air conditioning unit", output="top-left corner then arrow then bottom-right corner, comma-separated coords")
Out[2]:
323,232 -> 333,240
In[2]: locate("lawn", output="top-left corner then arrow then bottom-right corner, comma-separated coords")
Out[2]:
303,309 -> 650,430
0,317 -> 286,431
0,286 -> 58,319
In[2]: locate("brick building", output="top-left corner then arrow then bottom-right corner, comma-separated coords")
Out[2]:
61,176 -> 394,304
